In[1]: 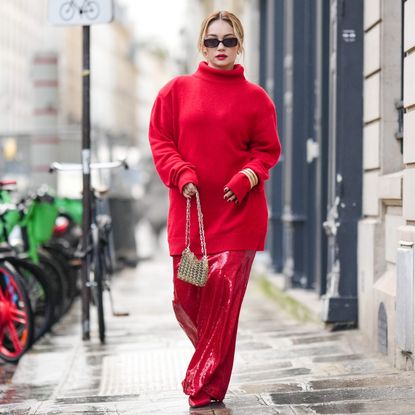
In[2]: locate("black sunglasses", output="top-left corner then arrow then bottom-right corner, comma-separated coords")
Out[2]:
203,37 -> 238,48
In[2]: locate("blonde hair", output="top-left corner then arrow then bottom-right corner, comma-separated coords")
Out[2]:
197,11 -> 245,55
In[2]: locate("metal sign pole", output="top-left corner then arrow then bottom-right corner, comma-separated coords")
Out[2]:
81,25 -> 92,341
47,0 -> 114,342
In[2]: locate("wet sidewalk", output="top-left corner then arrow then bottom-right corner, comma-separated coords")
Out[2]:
1,254 -> 415,414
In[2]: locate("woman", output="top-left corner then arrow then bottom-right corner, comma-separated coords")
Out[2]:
149,10 -> 281,408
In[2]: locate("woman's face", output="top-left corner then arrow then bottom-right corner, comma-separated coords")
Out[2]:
203,19 -> 239,71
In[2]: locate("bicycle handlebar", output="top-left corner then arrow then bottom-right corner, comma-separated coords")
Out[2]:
49,159 -> 129,173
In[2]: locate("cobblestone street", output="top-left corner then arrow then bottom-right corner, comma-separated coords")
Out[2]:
1,254 -> 415,414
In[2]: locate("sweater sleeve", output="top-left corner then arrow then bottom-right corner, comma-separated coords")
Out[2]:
225,93 -> 281,203
149,86 -> 198,193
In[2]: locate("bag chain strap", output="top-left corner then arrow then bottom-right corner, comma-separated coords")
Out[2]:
185,190 -> 207,258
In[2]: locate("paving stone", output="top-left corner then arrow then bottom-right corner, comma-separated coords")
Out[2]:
0,384 -> 54,403
291,333 -> 344,345
262,385 -> 415,405
309,372 -> 415,389
234,361 -> 293,374
305,399 -> 415,414
0,401 -> 35,414
55,394 -> 140,404
311,353 -> 366,363
233,367 -> 312,382
262,330 -> 326,339
236,341 -> 273,350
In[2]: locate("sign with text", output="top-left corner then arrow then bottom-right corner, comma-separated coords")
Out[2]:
48,0 -> 113,26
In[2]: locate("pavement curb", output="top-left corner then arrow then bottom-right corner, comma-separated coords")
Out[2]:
253,271 -> 322,325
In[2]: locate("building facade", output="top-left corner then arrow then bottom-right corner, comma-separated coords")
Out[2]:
258,0 -> 415,370
359,0 -> 415,368
0,0 -> 48,188
0,0 -> 47,134
0,1 -> 139,196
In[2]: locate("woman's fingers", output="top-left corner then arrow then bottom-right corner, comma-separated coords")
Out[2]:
224,189 -> 238,204
184,184 -> 238,203
188,184 -> 197,196
224,191 -> 235,200
183,183 -> 197,198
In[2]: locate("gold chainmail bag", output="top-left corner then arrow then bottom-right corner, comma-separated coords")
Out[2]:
177,190 -> 209,287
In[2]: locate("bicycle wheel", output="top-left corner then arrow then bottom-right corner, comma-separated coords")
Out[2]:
6,257 -> 55,342
59,2 -> 75,21
38,251 -> 68,321
85,1 -> 99,20
43,244 -> 78,307
92,226 -> 105,343
0,262 -> 33,362
101,221 -> 114,276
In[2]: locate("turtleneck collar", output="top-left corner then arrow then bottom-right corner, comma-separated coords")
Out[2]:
193,61 -> 246,84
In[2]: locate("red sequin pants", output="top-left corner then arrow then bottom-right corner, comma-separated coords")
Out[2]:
172,250 -> 256,401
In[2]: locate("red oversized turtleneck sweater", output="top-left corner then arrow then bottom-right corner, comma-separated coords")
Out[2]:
149,62 -> 281,256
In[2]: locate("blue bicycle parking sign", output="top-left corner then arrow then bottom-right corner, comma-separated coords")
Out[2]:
48,0 -> 113,26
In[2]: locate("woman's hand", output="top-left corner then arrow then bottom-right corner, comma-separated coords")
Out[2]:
183,183 -> 197,199
224,187 -> 239,204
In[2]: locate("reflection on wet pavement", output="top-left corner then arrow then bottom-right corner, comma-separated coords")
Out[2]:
0,363 -> 16,384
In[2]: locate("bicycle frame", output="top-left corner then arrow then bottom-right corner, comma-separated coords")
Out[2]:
49,159 -> 128,343
63,0 -> 92,11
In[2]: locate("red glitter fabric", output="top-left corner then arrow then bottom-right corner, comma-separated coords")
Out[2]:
172,250 -> 256,401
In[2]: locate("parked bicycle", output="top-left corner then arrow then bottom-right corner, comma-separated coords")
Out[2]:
5,190 -> 70,321
49,160 -> 129,343
0,181 -> 83,361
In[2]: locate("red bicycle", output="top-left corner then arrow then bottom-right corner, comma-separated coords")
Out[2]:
0,260 -> 33,362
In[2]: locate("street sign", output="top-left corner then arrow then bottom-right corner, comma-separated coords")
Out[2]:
48,0 -> 113,26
